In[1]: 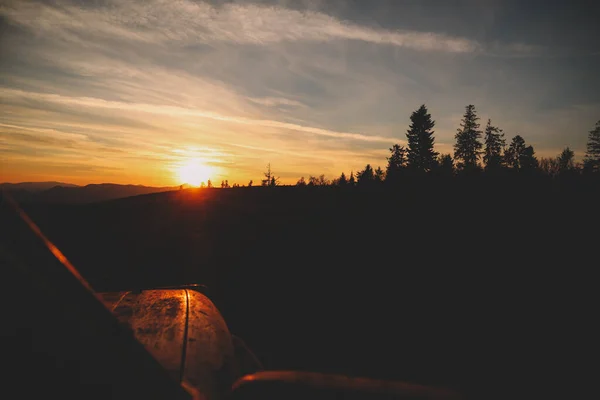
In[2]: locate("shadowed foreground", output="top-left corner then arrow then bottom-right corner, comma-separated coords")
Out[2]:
9,180 -> 598,399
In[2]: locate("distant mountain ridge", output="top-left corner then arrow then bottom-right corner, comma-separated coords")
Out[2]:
1,182 -> 185,204
0,181 -> 80,191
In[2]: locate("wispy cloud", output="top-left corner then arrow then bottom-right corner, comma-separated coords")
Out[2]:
0,0 -> 596,185
0,83 -> 397,184
0,0 -> 479,53
248,97 -> 306,108
0,88 -> 395,143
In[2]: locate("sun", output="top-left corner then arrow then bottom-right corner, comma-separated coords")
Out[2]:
177,159 -> 212,187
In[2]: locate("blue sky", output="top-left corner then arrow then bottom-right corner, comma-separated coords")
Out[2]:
1,0 -> 598,185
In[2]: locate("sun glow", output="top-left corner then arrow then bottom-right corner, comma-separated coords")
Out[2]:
176,159 -> 213,187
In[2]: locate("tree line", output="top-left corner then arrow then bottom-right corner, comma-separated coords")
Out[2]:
290,104 -> 600,187
197,104 -> 599,188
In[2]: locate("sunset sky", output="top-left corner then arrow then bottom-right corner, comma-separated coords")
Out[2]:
1,0 -> 599,186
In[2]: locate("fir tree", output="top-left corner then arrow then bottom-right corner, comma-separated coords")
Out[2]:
504,135 -> 526,169
406,104 -> 438,172
385,144 -> 406,183
483,119 -> 505,171
454,105 -> 483,171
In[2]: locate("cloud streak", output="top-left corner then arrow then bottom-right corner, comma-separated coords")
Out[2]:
0,0 -> 479,53
0,88 -> 395,143
248,97 -> 306,108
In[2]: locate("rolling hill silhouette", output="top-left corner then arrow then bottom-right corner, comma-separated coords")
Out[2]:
0,182 -> 185,204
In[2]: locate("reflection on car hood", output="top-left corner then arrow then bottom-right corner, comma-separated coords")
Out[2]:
98,289 -> 236,400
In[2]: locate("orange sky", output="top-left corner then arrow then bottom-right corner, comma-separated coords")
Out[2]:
1,1 -> 596,186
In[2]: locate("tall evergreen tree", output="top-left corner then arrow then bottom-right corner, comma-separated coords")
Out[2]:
338,172 -> 348,186
483,119 -> 505,170
504,135 -> 526,169
406,105 -> 438,172
454,105 -> 482,171
584,120 -> 600,172
385,144 -> 406,183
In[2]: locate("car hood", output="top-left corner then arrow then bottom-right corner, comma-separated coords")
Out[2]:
99,289 -> 236,400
